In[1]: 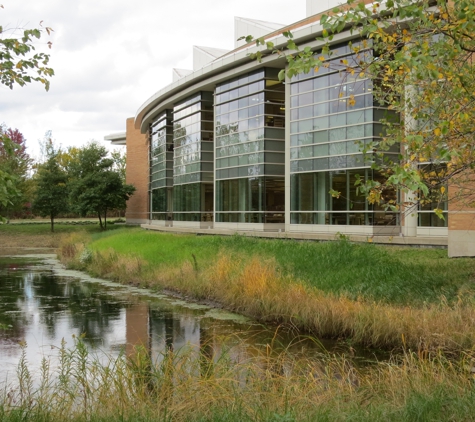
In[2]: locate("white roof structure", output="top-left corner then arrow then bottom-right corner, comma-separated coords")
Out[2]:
172,68 -> 193,82
234,17 -> 287,48
193,46 -> 230,71
306,0 -> 345,17
104,132 -> 126,146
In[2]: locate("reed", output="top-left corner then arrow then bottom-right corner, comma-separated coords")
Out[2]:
57,230 -> 475,353
2,338 -> 475,421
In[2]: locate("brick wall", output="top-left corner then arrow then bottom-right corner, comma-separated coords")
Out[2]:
125,117 -> 149,223
448,172 -> 475,257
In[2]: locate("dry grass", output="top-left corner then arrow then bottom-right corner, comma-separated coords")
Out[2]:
2,337 -> 475,421
59,240 -> 475,354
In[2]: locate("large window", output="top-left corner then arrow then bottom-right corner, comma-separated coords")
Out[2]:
172,92 -> 214,221
150,110 -> 173,220
215,69 -> 285,223
289,42 -> 399,226
290,170 -> 398,226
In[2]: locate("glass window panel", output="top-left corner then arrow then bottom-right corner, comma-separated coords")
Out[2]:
265,164 -> 284,175
330,113 -> 346,127
248,152 -> 261,164
265,140 -> 285,151
313,116 -> 329,130
330,100 -> 347,114
314,75 -> 329,90
239,85 -> 249,97
329,71 -> 346,86
329,128 -> 346,142
330,142 -> 346,155
314,102 -> 328,117
299,133 -> 313,145
330,156 -> 347,169
347,140 -> 361,154
290,148 -> 298,159
365,124 -> 373,137
291,96 -> 298,108
347,124 -> 365,139
314,89 -> 329,103
239,108 -> 249,120
299,159 -> 313,171
315,144 -> 329,156
300,146 -> 313,158
299,92 -> 313,106
229,89 -> 239,101
347,110 -> 365,125
298,79 -> 313,93
238,97 -> 249,108
239,119 -> 249,132
314,130 -> 328,143
314,158 -> 329,171
299,105 -> 313,119
290,84 -> 299,95
330,85 -> 347,100
299,119 -> 313,132
217,158 -> 228,168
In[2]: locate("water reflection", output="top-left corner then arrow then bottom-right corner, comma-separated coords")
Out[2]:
0,257 -> 373,387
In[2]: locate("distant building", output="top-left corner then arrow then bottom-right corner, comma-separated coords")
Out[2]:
106,0 -> 475,257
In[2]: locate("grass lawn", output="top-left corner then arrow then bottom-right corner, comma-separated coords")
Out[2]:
88,228 -> 475,306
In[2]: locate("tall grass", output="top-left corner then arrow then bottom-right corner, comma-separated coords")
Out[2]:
85,229 -> 475,305
2,338 -> 475,421
57,230 -> 475,353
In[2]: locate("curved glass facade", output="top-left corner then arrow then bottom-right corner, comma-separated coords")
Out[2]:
289,43 -> 399,226
150,110 -> 173,221
172,92 -> 214,222
215,69 -> 285,223
140,37 -> 446,233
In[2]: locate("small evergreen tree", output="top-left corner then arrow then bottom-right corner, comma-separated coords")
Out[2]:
32,141 -> 68,232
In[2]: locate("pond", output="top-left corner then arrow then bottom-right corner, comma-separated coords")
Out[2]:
0,255 -> 376,388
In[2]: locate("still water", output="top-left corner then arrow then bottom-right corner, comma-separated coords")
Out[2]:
0,255 -> 370,386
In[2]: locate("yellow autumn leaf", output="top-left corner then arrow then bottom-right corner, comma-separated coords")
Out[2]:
441,186 -> 446,194
434,127 -> 441,136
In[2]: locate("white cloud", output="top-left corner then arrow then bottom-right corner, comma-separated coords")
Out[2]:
0,0 -> 305,159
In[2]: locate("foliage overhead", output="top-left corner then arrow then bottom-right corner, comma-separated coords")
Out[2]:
249,0 -> 475,214
0,4 -> 54,90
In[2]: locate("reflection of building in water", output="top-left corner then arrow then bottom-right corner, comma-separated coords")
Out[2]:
125,303 -> 150,356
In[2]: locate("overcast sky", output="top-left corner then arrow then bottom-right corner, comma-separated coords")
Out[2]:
0,0 -> 307,160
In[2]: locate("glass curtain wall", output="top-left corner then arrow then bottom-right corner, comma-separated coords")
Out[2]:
173,92 -> 214,222
150,110 -> 174,221
215,69 -> 285,223
289,42 -> 399,226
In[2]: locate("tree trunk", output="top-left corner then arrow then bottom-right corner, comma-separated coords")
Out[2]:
50,214 -> 54,232
104,209 -> 107,230
98,212 -> 103,230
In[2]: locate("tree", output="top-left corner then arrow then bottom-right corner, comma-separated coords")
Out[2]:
0,6 -> 54,221
32,135 -> 68,232
0,125 -> 30,219
0,5 -> 54,90
68,142 -> 135,230
0,134 -> 21,220
252,0 -> 475,215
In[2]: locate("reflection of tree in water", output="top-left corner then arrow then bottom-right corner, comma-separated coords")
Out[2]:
32,272 -> 123,346
0,270 -> 28,340
0,266 -> 124,347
